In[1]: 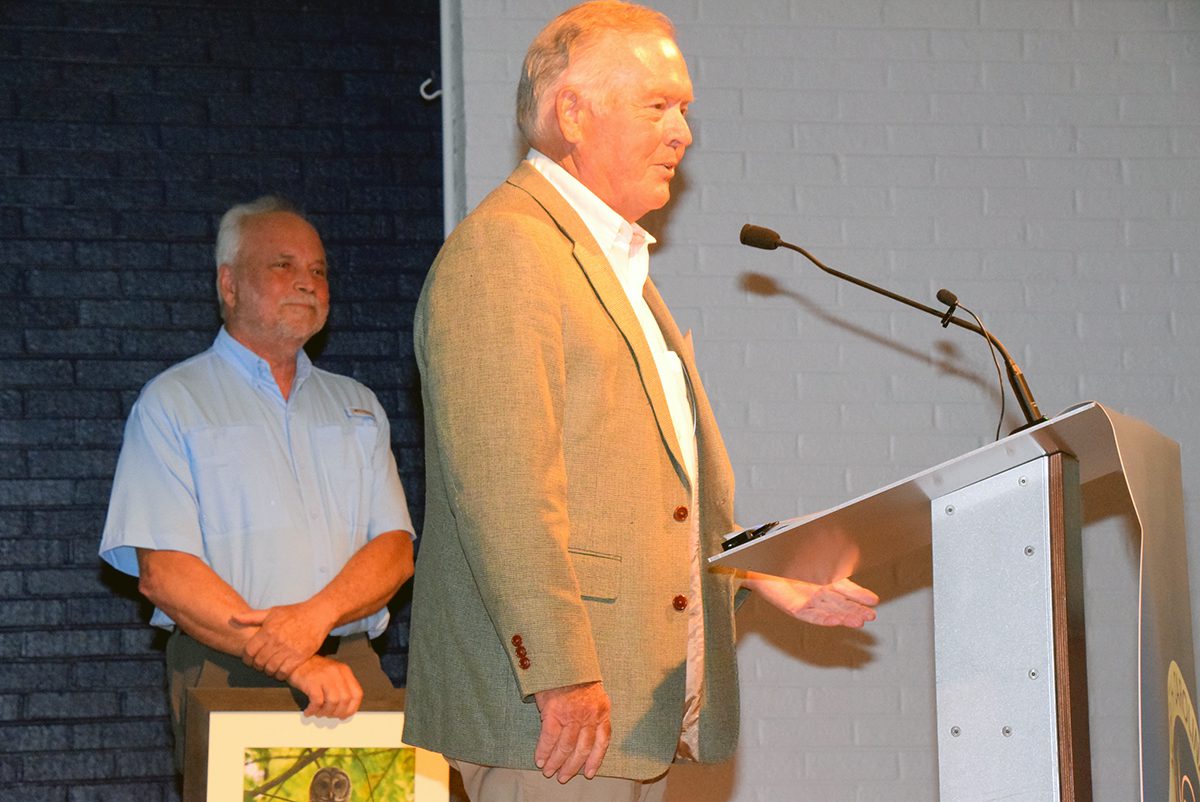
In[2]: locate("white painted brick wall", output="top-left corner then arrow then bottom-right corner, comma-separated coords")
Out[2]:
449,1 -> 1200,799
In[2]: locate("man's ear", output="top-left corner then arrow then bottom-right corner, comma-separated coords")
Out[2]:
556,87 -> 586,145
216,263 -> 237,312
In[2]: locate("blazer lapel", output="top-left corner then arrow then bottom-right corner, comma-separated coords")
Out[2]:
644,279 -> 733,507
506,165 -> 690,485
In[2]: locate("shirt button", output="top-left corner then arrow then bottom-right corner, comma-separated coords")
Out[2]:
673,506 -> 689,522
673,594 -> 688,611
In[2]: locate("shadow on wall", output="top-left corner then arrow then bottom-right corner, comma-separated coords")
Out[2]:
740,271 -> 1012,428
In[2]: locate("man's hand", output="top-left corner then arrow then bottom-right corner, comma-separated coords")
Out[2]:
233,602 -> 335,680
744,573 -> 879,628
287,655 -> 364,719
533,681 -> 612,783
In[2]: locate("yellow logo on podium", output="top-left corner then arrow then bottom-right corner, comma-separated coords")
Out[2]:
1169,660 -> 1199,802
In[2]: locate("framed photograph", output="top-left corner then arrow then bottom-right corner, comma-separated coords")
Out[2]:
183,687 -> 449,802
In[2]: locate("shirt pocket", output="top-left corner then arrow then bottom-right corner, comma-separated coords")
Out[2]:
186,426 -> 289,537
568,547 -> 621,603
313,417 -> 377,530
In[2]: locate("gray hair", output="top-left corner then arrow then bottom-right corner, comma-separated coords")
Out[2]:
516,0 -> 674,151
214,195 -> 301,269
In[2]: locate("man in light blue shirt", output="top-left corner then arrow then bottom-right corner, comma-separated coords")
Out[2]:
100,196 -> 415,769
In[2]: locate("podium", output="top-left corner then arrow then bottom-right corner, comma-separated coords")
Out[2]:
711,402 -> 1197,801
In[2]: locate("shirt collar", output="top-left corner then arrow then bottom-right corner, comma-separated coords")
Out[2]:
526,150 -> 656,297
213,327 -> 312,396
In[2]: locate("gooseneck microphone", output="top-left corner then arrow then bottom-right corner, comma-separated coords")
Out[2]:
935,288 -> 958,327
740,223 -> 1046,429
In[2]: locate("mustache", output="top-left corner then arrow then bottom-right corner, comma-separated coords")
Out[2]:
281,297 -> 320,308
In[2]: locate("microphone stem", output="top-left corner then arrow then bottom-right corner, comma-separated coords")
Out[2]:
778,241 -> 1046,428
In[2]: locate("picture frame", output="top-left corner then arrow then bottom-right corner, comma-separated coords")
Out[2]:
183,686 -> 449,802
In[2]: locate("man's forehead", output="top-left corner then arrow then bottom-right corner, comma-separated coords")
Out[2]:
630,34 -> 683,62
588,29 -> 678,63
236,221 -> 327,269
270,247 -> 326,261
642,72 -> 693,103
244,213 -> 322,244
602,33 -> 692,89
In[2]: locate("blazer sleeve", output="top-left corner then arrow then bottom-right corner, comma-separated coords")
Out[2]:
415,208 -> 603,698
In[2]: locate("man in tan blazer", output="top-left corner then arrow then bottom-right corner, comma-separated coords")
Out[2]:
404,3 -> 878,799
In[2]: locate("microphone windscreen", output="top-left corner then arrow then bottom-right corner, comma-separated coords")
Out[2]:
739,224 -> 781,250
936,288 -> 958,306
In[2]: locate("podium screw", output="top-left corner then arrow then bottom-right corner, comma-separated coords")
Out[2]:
1024,546 -> 1035,556
1029,668 -> 1039,679
944,505 -> 955,516
950,726 -> 961,737
1002,726 -> 1013,737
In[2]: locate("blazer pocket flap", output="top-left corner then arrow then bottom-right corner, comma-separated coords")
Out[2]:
568,548 -> 621,603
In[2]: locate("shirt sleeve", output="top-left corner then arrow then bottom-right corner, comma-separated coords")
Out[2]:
363,390 -> 414,541
98,384 -> 206,577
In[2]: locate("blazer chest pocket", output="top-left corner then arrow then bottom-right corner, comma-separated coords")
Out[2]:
568,548 -> 620,603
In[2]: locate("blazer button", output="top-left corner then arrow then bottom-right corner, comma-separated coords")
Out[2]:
673,594 -> 688,611
519,657 -> 531,670
673,505 -> 689,522
515,646 -> 527,659
511,634 -> 523,646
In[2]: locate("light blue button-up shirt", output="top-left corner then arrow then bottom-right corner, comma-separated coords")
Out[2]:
100,328 -> 413,638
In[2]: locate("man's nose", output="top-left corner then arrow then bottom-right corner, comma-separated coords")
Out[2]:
667,108 -> 692,149
294,270 -> 315,292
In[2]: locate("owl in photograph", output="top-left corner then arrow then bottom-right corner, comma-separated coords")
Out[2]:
309,766 -> 351,802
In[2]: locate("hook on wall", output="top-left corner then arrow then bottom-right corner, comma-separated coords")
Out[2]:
420,71 -> 442,101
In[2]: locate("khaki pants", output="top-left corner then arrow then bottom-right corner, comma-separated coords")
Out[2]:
166,630 -> 392,772
452,760 -> 668,802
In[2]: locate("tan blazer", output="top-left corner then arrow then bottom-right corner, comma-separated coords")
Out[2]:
403,164 -> 743,780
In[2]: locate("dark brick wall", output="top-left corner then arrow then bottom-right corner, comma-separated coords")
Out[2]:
0,1 -> 441,798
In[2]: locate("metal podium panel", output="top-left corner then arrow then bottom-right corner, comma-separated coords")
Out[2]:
933,457 -> 1060,801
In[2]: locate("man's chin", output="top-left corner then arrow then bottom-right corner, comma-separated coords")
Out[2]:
638,193 -> 672,221
278,318 -> 326,345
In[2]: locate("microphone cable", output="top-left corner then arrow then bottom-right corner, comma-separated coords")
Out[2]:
955,301 -> 1006,441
